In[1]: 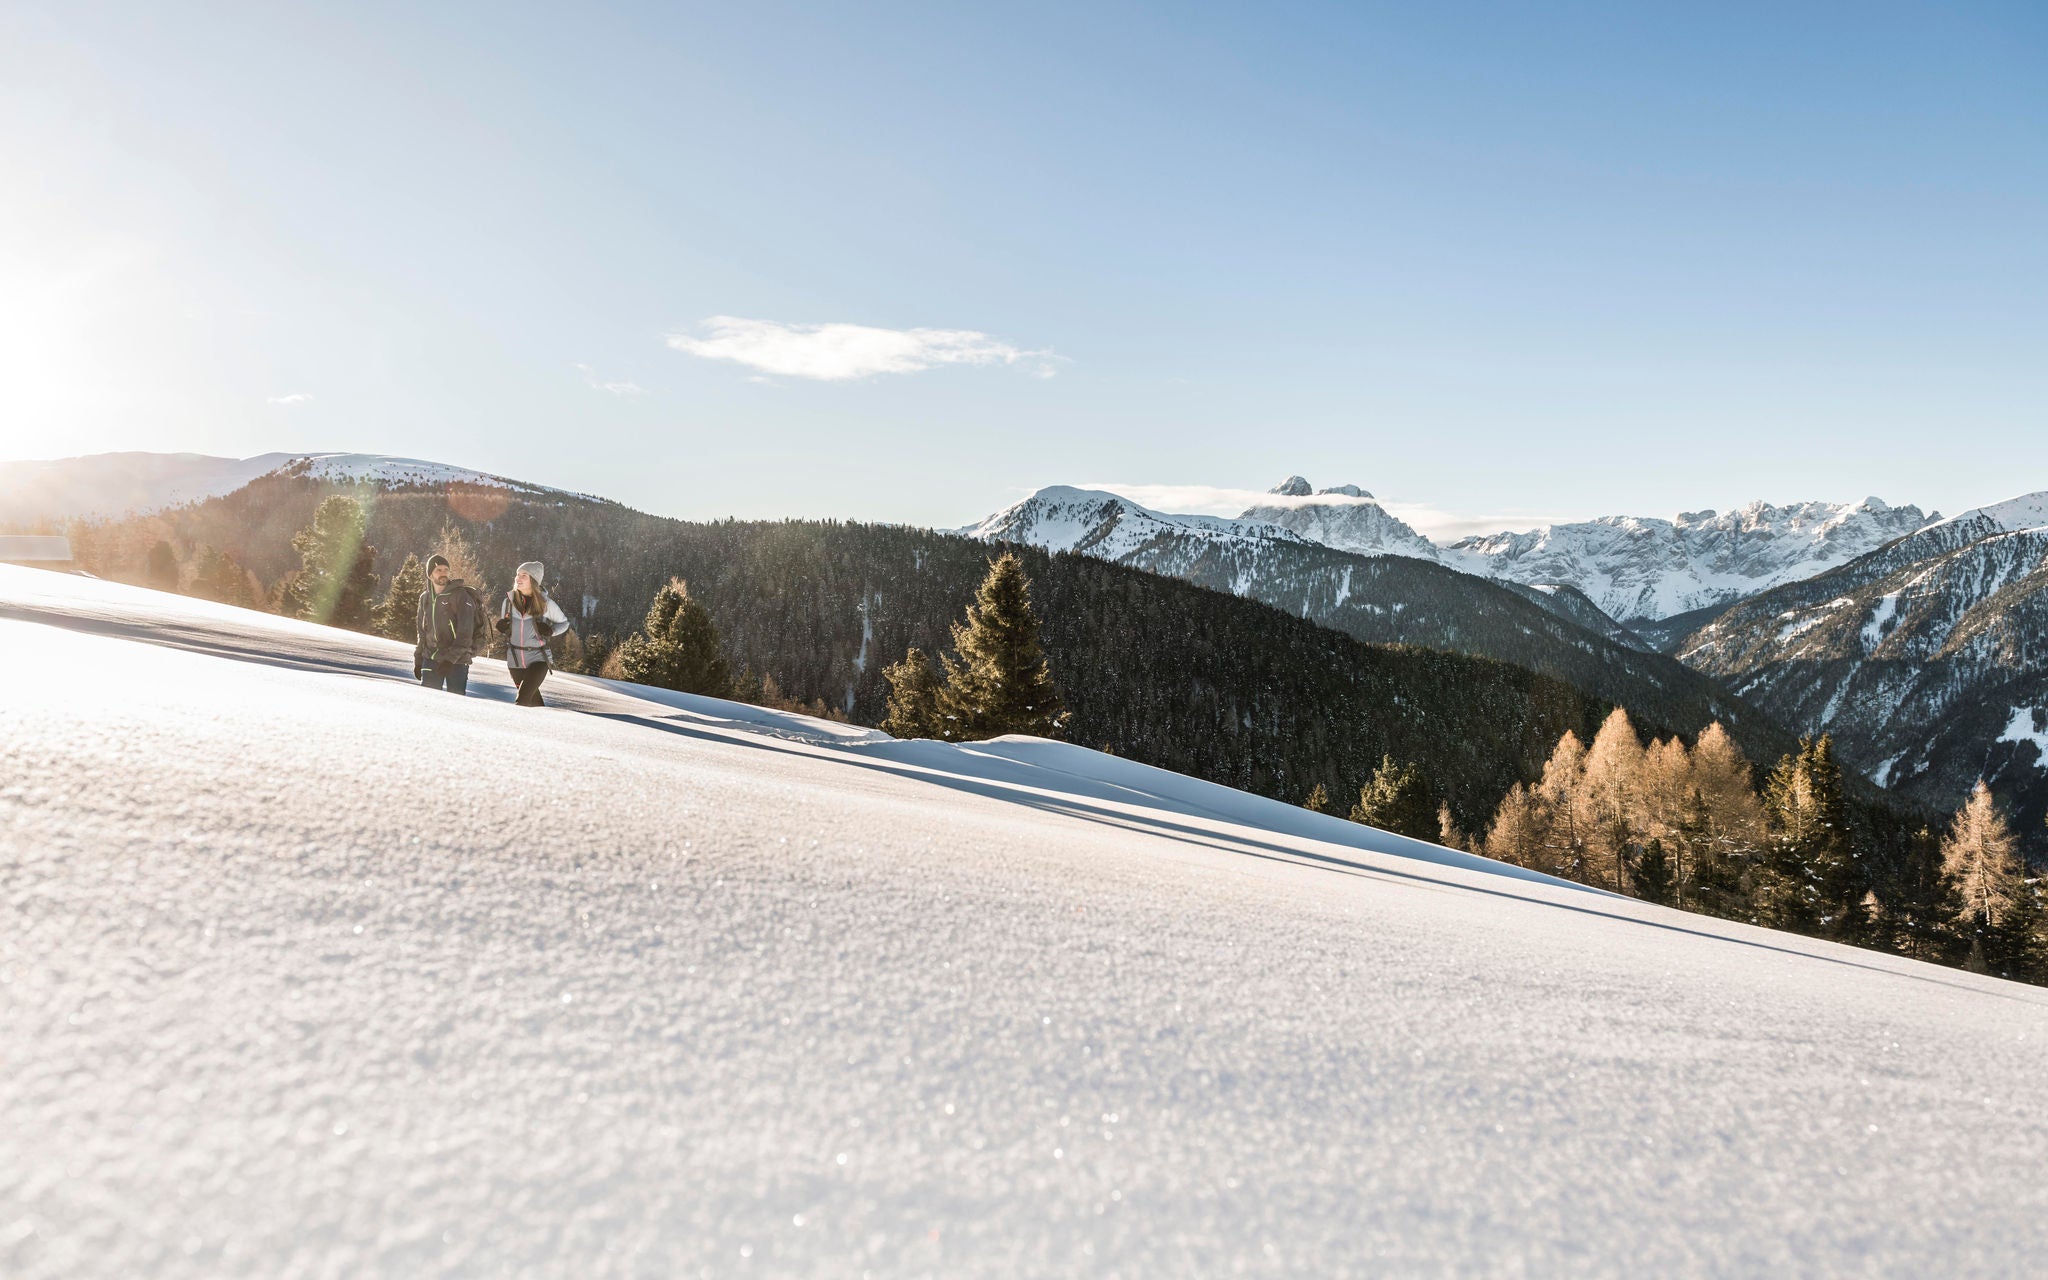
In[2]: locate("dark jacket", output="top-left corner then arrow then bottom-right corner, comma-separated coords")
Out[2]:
416,581 -> 487,667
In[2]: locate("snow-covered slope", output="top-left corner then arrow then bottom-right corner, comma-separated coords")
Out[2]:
1235,481 -> 1445,562
1445,498 -> 1934,622
0,451 -> 298,526
0,451 -> 595,530
6,564 -> 2047,1277
963,484 -> 1312,558
278,452 -> 591,498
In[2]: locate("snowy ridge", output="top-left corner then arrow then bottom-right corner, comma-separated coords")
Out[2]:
963,485 -> 1312,559
1445,497 -> 1935,622
278,453 -> 599,500
965,479 -> 1936,625
6,563 -> 2048,1276
1236,485 -> 1444,562
1924,489 -> 2048,537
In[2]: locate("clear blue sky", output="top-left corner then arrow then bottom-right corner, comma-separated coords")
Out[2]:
4,1 -> 2044,533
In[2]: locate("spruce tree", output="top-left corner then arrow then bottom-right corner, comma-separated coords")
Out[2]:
935,553 -> 1065,740
1349,754 -> 1438,841
377,553 -> 427,640
1303,782 -> 1334,815
146,539 -> 179,591
1635,837 -> 1675,906
880,647 -> 943,739
289,495 -> 379,630
614,578 -> 733,696
190,547 -> 255,607
1761,735 -> 1856,936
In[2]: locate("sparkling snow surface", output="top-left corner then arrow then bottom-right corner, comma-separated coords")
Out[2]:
5,566 -> 2048,1277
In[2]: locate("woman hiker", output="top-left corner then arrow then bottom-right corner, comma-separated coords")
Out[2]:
496,560 -> 571,707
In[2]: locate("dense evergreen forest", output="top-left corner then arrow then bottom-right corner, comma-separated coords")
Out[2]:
74,474 -> 1664,831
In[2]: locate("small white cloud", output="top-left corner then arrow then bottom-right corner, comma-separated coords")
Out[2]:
267,392 -> 313,406
574,363 -> 647,397
666,315 -> 1056,381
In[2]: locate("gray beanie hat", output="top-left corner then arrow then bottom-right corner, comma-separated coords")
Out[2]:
515,560 -> 545,587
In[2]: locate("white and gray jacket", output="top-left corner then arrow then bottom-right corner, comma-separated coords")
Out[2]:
501,592 -> 571,670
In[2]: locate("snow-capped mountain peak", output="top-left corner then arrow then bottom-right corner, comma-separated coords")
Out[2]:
964,485 -> 1311,559
1448,498 -> 1934,622
1235,477 -> 1439,561
1926,489 -> 2048,536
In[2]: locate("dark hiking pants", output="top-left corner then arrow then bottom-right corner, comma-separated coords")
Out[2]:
421,661 -> 470,695
513,663 -> 549,707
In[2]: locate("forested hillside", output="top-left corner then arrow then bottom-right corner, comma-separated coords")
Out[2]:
66,473 -> 1748,831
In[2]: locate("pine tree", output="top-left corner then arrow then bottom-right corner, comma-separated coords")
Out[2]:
1303,782 -> 1334,815
730,664 -> 765,705
614,578 -> 733,696
146,539 -> 179,591
376,553 -> 427,640
1635,837 -> 1675,906
1942,780 -> 2025,966
1536,730 -> 1592,882
880,648 -> 944,739
289,495 -> 379,630
1436,802 -> 1469,852
1761,735 -> 1856,936
1582,708 -> 1645,893
935,553 -> 1064,740
1349,754 -> 1438,841
190,547 -> 256,607
1482,783 -> 1549,870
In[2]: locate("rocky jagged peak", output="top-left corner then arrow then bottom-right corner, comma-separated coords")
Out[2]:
1316,483 -> 1374,499
1269,476 -> 1314,497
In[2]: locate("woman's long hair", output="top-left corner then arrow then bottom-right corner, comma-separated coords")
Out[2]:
510,585 -> 548,617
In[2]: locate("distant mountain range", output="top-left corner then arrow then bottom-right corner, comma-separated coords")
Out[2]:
974,475 -> 1937,630
967,475 -> 2048,841
1678,492 -> 2048,840
962,484 -> 1786,762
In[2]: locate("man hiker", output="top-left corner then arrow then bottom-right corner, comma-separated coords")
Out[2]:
414,553 -> 487,695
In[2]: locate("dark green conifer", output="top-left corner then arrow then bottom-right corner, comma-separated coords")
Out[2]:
1635,837 -> 1675,906
1349,754 -> 1439,841
880,647 -> 943,739
377,553 -> 427,640
1762,735 -> 1858,937
614,578 -> 733,696
935,553 -> 1064,740
289,495 -> 379,630
146,539 -> 179,591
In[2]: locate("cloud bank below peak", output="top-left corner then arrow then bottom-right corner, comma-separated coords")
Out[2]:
666,316 -> 1056,382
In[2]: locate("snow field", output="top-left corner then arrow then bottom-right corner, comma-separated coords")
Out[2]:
4,566 -> 2048,1277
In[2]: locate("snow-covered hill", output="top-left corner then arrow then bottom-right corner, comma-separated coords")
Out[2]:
277,452 -> 596,499
6,563 -> 2047,1277
0,451 -> 299,526
0,451 -> 595,529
